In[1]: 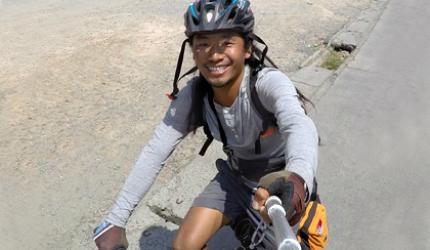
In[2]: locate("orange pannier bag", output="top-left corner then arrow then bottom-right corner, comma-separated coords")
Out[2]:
296,199 -> 329,250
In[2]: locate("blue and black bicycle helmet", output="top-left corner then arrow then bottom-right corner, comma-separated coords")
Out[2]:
184,0 -> 254,37
169,0 -> 274,99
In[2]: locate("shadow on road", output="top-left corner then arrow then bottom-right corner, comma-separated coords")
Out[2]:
138,225 -> 240,250
139,226 -> 176,250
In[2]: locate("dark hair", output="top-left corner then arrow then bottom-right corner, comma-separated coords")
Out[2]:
185,34 -> 314,133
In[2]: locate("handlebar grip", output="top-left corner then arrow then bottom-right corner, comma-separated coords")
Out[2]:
265,196 -> 301,250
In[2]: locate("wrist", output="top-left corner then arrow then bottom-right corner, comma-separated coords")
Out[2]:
93,220 -> 115,241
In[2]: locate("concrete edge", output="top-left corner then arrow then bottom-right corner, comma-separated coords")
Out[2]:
294,0 -> 390,104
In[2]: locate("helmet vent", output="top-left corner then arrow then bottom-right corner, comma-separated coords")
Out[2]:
204,3 -> 216,23
192,15 -> 199,25
206,10 -> 214,23
227,6 -> 238,23
190,3 -> 201,25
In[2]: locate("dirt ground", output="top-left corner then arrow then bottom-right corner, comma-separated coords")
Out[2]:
0,0 -> 372,249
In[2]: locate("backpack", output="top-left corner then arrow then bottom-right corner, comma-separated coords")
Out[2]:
297,181 -> 329,250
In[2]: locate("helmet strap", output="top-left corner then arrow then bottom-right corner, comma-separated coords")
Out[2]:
169,38 -> 190,99
248,33 -> 278,68
249,33 -> 268,64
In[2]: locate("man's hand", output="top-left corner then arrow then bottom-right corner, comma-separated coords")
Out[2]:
94,223 -> 128,250
253,171 -> 306,226
252,187 -> 271,223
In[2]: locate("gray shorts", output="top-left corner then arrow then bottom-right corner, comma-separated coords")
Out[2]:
192,159 -> 287,249
191,159 -> 258,225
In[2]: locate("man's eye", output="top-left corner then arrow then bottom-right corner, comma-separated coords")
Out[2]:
197,42 -> 209,47
223,41 -> 234,47
196,44 -> 208,50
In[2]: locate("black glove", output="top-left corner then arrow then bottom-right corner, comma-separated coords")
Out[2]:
258,171 -> 307,225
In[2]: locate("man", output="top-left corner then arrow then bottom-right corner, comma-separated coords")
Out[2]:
94,1 -> 318,249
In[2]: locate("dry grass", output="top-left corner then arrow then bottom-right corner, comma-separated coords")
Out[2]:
321,49 -> 349,70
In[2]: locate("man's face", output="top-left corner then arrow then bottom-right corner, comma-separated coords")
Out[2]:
192,31 -> 251,88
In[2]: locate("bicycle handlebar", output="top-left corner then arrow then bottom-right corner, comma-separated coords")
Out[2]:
265,196 -> 301,250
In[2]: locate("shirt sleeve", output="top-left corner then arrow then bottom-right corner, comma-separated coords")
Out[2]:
256,68 -> 318,194
104,80 -> 195,227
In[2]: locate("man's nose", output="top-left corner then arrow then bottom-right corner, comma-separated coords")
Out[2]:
207,45 -> 225,61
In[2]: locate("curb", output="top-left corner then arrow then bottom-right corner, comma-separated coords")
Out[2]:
292,0 -> 390,104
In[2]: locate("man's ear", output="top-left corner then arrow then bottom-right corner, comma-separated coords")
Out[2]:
245,46 -> 252,59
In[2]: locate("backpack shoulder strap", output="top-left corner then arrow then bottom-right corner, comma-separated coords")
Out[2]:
199,86 -> 233,157
249,68 -> 277,154
249,68 -> 277,126
199,122 -> 213,156
197,78 -> 214,156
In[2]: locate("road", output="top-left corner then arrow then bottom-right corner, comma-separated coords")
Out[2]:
313,0 -> 430,249
0,0 -> 373,249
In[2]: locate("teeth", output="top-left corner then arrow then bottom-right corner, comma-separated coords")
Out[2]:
207,66 -> 227,73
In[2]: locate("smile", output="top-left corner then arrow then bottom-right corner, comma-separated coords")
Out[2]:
206,65 -> 229,74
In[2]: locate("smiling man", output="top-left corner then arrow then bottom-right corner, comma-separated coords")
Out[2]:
94,1 -> 321,250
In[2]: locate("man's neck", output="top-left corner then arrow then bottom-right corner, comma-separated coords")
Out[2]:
212,83 -> 240,107
212,68 -> 246,107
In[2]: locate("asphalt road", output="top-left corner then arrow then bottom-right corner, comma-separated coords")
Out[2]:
313,0 -> 430,249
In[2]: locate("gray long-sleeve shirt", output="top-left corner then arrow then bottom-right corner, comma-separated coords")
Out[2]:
105,66 -> 318,227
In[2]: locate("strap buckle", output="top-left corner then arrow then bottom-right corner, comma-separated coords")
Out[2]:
223,145 -> 233,157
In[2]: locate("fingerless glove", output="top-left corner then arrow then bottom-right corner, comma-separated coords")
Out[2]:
258,171 -> 307,225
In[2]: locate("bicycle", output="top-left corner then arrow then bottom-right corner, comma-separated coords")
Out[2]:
213,159 -> 304,250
